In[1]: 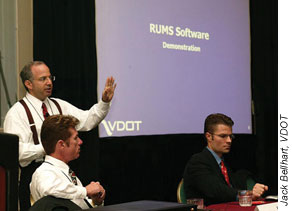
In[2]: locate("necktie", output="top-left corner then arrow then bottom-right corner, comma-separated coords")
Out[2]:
69,169 -> 93,208
69,169 -> 78,185
220,161 -> 231,186
42,103 -> 49,119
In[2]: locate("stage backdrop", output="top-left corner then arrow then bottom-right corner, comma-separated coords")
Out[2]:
95,0 -> 252,137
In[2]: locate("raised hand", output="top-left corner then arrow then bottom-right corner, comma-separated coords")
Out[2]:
102,76 -> 117,103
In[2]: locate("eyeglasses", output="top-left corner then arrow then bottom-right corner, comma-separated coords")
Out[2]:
211,133 -> 235,140
34,75 -> 56,83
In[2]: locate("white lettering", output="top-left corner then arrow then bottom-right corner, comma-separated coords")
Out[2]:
117,121 -> 126,131
103,120 -> 143,135
150,23 -> 174,36
108,121 -> 116,131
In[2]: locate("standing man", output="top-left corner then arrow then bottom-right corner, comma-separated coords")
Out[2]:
30,115 -> 105,209
3,61 -> 116,211
183,113 -> 268,206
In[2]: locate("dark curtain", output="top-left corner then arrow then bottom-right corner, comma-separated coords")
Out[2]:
33,0 -> 100,185
250,0 -> 278,197
33,0 -> 277,205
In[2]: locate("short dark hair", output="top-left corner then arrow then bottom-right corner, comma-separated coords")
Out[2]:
204,113 -> 234,134
20,61 -> 46,91
41,115 -> 80,155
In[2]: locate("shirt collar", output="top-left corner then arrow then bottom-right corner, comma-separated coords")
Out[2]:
206,146 -> 222,165
26,92 -> 48,106
26,92 -> 49,108
44,155 -> 70,173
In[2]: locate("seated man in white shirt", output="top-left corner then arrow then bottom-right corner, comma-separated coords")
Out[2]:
30,115 -> 105,209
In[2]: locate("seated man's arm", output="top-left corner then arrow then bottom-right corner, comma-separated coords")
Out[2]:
30,170 -> 87,201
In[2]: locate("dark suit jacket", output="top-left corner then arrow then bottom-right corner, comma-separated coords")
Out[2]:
183,148 -> 249,206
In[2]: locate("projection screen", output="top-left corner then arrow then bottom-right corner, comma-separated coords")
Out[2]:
96,0 -> 252,137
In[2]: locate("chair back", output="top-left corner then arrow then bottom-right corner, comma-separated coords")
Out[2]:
177,179 -> 187,204
246,177 -> 256,190
0,133 -> 19,211
29,196 -> 81,211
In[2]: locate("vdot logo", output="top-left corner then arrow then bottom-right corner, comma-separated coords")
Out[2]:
101,120 -> 142,136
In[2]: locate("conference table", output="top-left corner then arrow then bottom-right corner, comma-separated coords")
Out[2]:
83,200 -> 277,211
84,200 -> 196,210
206,200 -> 276,211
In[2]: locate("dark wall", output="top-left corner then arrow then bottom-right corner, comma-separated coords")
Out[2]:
33,0 -> 277,205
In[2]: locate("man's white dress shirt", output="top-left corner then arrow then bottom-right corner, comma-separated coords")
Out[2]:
4,92 -> 110,167
30,155 -> 91,209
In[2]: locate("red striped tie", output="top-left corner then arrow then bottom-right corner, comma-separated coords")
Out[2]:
42,103 -> 49,119
220,161 -> 231,186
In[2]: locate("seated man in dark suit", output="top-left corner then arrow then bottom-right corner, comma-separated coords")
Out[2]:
183,113 -> 268,206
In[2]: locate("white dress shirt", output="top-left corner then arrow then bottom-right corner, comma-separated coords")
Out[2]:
30,155 -> 90,209
3,92 -> 110,167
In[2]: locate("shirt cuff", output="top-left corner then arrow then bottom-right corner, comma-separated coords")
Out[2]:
75,186 -> 87,199
92,199 -> 104,207
35,144 -> 45,157
99,99 -> 111,106
96,99 -> 111,113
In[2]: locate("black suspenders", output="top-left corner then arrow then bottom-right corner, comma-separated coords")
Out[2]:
19,98 -> 62,145
50,99 -> 63,115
